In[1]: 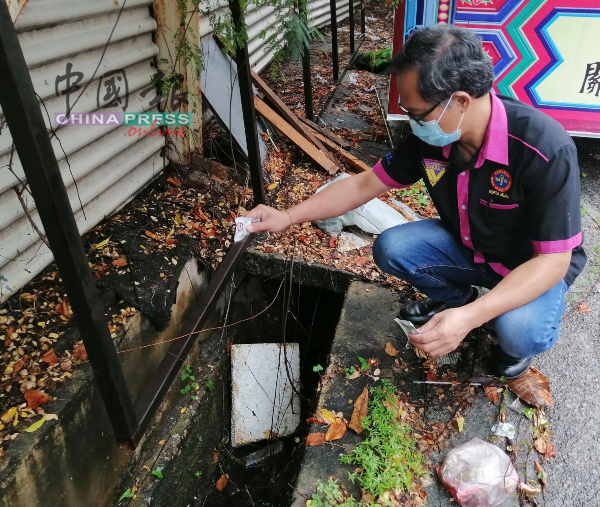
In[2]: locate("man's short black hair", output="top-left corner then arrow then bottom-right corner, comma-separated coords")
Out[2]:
393,24 -> 495,105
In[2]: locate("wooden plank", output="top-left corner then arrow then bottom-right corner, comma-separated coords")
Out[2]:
297,115 -> 352,149
308,130 -> 372,173
254,97 -> 339,175
251,70 -> 341,170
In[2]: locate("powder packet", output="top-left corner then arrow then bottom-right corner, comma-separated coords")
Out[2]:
234,217 -> 261,243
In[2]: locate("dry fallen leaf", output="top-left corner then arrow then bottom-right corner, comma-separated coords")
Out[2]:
576,303 -> 591,314
212,450 -> 220,463
54,299 -> 72,319
534,438 -> 547,454
112,258 -> 128,267
325,418 -> 347,441
534,461 -> 547,487
167,177 -> 181,187
216,473 -> 228,492
305,432 -> 326,446
315,409 -> 336,425
348,387 -> 368,433
484,386 -> 499,403
507,367 -> 553,407
519,482 -> 541,496
145,230 -> 158,239
72,343 -> 88,361
456,416 -> 464,433
41,349 -> 59,366
385,342 -> 399,357
24,389 -> 50,409
544,441 -> 556,458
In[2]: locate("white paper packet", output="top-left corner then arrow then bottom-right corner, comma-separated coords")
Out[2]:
234,217 -> 261,243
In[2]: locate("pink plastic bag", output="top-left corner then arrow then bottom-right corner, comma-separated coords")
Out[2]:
437,438 -> 518,507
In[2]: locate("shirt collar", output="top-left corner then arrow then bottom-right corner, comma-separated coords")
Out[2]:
442,93 -> 509,168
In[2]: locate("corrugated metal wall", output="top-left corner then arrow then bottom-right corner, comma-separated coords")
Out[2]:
199,0 -> 361,72
0,0 -> 361,300
0,0 -> 164,301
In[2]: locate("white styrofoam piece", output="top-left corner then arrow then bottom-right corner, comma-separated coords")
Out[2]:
231,343 -> 300,447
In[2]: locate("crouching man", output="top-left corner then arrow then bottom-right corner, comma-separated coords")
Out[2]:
245,24 -> 586,380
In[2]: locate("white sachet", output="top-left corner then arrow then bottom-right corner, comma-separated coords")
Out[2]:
234,217 -> 260,243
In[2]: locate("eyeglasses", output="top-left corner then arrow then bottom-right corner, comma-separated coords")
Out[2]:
397,99 -> 440,125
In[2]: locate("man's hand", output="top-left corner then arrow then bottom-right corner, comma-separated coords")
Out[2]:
408,307 -> 477,358
245,204 -> 292,234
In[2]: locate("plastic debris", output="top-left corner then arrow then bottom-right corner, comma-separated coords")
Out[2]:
337,232 -> 370,253
491,422 -> 517,439
242,441 -> 285,468
389,199 -> 423,221
314,174 -> 407,236
438,438 -> 519,507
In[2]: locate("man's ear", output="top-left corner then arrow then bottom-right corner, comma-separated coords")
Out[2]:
454,92 -> 471,112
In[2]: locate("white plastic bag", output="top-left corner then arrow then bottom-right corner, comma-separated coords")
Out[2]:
314,174 -> 407,236
438,438 -> 519,507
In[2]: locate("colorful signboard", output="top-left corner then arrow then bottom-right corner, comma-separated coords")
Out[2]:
388,0 -> 600,137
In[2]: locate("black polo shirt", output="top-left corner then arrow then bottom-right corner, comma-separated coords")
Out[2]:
374,93 -> 586,286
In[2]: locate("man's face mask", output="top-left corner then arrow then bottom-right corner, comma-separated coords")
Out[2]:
406,93 -> 464,147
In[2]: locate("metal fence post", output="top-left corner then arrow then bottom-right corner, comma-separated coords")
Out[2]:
349,0 -> 355,54
0,1 -> 138,442
329,0 -> 339,81
361,0 -> 366,34
301,0 -> 314,121
229,0 -> 266,206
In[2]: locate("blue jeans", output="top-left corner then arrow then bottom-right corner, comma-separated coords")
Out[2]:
373,219 -> 568,359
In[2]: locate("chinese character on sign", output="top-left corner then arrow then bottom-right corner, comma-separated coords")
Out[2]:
169,84 -> 189,111
97,69 -> 129,111
55,63 -> 84,113
140,83 -> 163,109
580,62 -> 600,97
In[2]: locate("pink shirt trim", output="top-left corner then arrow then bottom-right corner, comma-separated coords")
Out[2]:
475,93 -> 509,168
457,170 -> 474,250
488,262 -> 512,277
372,160 -> 412,188
441,93 -> 509,168
532,232 -> 582,254
507,134 -> 549,162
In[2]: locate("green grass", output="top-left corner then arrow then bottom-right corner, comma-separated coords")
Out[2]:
396,180 -> 433,212
309,478 -> 359,507
340,380 -> 428,499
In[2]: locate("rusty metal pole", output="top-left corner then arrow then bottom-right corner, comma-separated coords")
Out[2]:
0,0 -> 138,442
229,0 -> 266,205
361,0 -> 366,34
349,0 -> 355,54
330,0 -> 339,81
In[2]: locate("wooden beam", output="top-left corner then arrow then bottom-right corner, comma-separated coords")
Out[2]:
297,115 -> 352,149
307,129 -> 372,173
254,97 -> 339,175
251,70 -> 341,170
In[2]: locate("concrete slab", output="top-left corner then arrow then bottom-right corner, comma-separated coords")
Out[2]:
231,343 -> 301,446
292,281 -> 529,506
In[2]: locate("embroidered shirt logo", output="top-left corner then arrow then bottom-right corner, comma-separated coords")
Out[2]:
423,159 -> 449,186
491,169 -> 512,192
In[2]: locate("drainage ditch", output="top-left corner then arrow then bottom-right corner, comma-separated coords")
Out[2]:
197,273 -> 346,507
